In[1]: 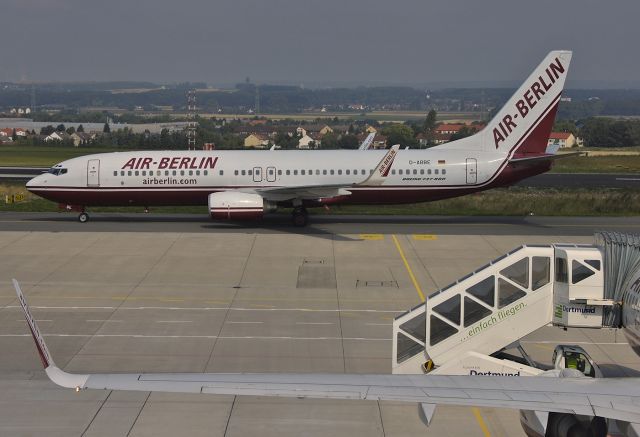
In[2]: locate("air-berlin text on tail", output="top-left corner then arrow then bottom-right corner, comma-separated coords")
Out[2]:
493,57 -> 566,149
121,156 -> 219,170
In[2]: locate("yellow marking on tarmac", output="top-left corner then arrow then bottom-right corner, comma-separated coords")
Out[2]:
360,233 -> 384,240
412,234 -> 438,241
472,408 -> 492,437
391,234 -> 425,302
392,235 -> 492,436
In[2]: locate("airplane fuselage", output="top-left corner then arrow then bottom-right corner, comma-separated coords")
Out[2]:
26,148 -> 549,208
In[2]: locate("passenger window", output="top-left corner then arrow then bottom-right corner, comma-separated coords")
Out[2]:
248,170 -> 253,175
286,170 -> 290,175
338,169 -> 342,175
188,170 -> 193,176
120,171 -> 125,176
128,171 -> 132,176
430,315 -> 458,346
346,170 -> 350,175
330,170 -> 334,175
555,258 -> 568,283
500,258 -> 529,289
399,312 -> 426,342
294,170 -> 298,175
316,170 -> 320,175
241,170 -> 246,176
392,170 -> 396,175
464,297 -> 492,327
180,170 -> 185,176
353,169 -> 357,175
420,169 -> 424,175
466,276 -> 495,307
532,257 -> 550,290
135,171 -> 139,176
434,169 -> 439,175
301,170 -> 306,175
399,169 -> 403,175
142,171 -> 146,176
204,170 -> 208,175
428,169 -> 432,175
498,278 -> 526,308
196,170 -> 201,176
362,170 -> 366,175
433,294 -> 461,325
149,171 -> 154,176
572,260 -> 596,284
442,169 -> 447,175
308,169 -> 312,174
413,169 -> 417,175
278,170 -> 282,175
165,170 -> 169,176
323,170 -> 327,175
113,171 -> 117,176
172,170 -> 177,176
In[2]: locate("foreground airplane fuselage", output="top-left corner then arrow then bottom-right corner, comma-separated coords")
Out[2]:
26,50 -> 571,224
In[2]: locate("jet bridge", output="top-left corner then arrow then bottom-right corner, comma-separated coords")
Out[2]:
393,242 -> 614,375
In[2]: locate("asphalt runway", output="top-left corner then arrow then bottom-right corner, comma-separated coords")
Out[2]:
1,211 -> 639,236
0,230 -> 638,436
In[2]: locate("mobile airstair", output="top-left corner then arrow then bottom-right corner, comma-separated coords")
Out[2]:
392,241 -> 618,375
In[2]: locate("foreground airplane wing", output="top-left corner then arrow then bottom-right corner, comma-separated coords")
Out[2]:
13,279 -> 640,425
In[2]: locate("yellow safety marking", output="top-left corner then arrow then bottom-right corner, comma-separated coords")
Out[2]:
412,234 -> 437,241
472,408 -> 492,437
360,234 -> 384,240
391,235 -> 425,302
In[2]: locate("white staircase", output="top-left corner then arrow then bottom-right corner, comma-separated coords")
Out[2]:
393,243 -> 610,374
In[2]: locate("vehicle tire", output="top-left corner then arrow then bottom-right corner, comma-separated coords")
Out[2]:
291,209 -> 308,227
78,212 -> 89,223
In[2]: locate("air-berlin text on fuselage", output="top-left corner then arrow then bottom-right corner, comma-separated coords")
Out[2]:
493,57 -> 566,149
121,156 -> 219,170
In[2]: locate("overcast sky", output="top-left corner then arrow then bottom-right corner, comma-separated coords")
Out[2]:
2,0 -> 638,87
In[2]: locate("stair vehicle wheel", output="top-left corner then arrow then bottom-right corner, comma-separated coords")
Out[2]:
78,212 -> 89,223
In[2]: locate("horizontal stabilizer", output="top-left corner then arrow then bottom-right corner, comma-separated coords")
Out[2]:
509,151 -> 583,165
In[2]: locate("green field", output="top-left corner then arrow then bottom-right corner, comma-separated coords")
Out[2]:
549,154 -> 640,173
0,146 -> 120,167
2,182 -> 639,216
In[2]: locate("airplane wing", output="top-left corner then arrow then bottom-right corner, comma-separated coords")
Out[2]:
240,145 -> 400,201
13,279 -> 640,425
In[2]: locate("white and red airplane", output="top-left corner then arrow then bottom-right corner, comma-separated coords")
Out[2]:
27,50 -> 573,226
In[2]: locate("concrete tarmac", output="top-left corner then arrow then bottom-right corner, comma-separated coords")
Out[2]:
0,230 -> 637,436
1,212 -> 640,235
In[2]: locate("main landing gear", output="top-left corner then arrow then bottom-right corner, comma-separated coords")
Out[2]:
291,207 -> 308,227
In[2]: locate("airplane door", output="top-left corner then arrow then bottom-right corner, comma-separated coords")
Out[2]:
253,167 -> 263,183
87,159 -> 100,187
266,166 -> 276,182
465,158 -> 477,184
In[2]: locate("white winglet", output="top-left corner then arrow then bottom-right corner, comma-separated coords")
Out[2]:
358,144 -> 400,186
12,279 -> 89,390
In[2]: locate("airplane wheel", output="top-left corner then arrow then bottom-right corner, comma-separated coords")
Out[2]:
78,212 -> 89,223
291,208 -> 308,227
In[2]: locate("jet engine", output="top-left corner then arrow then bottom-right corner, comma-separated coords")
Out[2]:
208,192 -> 276,220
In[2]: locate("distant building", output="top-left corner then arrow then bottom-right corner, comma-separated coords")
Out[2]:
45,131 -> 71,142
548,132 -> 577,148
244,133 -> 269,149
435,124 -> 465,135
70,132 -> 93,147
298,133 -> 322,149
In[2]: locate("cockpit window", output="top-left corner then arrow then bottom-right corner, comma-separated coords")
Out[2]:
47,168 -> 68,176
